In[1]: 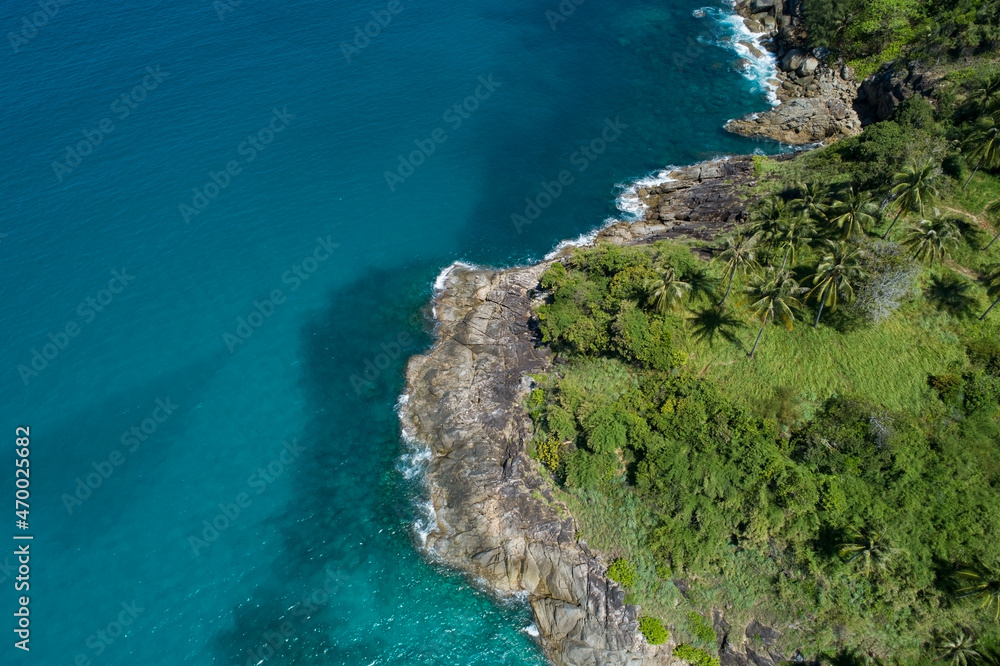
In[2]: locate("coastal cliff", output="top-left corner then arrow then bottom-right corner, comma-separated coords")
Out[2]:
399,159 -> 782,665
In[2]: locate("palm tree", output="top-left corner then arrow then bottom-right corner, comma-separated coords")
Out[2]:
936,631 -> 981,666
807,241 -> 866,327
790,182 -> 830,221
883,159 -> 941,239
954,560 -> 1000,621
826,187 -> 879,240
776,214 -> 814,271
745,268 -> 804,358
980,264 -> 1000,320
964,126 -> 1000,190
901,213 -> 960,264
750,196 -> 786,264
688,307 -> 744,345
969,75 -> 1000,114
644,266 -> 691,314
838,526 -> 895,578
983,199 -> 1000,250
928,273 -> 976,317
683,264 -> 720,304
714,234 -> 758,307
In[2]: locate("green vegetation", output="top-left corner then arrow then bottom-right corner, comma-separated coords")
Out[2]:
607,558 -> 638,589
526,62 -> 1000,662
673,644 -> 720,666
803,0 -> 1000,76
686,611 -> 717,646
638,616 -> 669,645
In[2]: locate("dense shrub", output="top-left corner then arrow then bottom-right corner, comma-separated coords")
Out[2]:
673,644 -> 720,666
639,616 -> 669,645
607,558 -> 638,588
530,236 -> 1000,659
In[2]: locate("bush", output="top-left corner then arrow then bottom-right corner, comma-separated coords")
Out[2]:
929,372 -> 963,403
565,449 -> 616,489
533,437 -> 563,473
963,368 -> 1000,414
686,611 -> 717,645
639,616 -> 669,645
673,644 -> 720,666
607,558 -> 638,588
852,241 -> 920,323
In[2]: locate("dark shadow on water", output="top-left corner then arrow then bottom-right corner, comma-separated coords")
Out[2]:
210,261 -> 439,665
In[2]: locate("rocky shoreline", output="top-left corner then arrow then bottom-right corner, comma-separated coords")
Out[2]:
723,0 -> 863,144
397,3 -> 932,664
399,158 -> 789,666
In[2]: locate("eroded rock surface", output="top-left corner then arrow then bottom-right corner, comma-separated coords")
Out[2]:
400,158 -> 786,665
401,263 -> 670,665
723,1 -> 863,145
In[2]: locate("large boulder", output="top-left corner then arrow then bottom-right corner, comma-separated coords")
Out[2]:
856,61 -> 941,123
780,48 -> 808,72
797,57 -> 819,76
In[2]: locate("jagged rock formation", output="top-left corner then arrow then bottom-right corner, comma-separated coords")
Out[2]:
856,61 -> 943,123
723,1 -> 863,145
400,159 -> 787,666
401,262 -> 669,665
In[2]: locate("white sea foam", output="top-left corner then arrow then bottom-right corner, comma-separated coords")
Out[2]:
541,167 -> 681,261
543,225 -> 606,261
412,497 -> 438,547
523,624 -> 540,638
432,260 -> 479,295
615,167 -> 678,221
698,4 -> 780,106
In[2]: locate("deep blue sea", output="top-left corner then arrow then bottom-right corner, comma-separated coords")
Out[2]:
0,0 -> 780,663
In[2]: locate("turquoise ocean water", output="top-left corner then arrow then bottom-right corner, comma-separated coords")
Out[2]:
0,0 -> 781,663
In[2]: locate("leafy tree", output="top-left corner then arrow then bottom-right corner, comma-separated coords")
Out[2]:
745,269 -> 804,358
683,264 -> 720,304
981,263 -> 1000,320
927,273 -> 977,317
644,267 -> 691,314
964,125 -> 1000,190
826,186 -> 880,240
776,214 -> 815,271
901,213 -> 960,264
883,159 -> 941,239
969,76 -> 1000,115
713,234 -> 758,307
984,199 -> 1000,250
807,241 -> 866,326
954,561 -> 1000,621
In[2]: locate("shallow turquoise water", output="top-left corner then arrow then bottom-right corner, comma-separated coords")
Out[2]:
0,0 -> 779,663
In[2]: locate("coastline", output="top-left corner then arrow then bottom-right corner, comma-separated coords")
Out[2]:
397,157 -> 770,666
396,1 -> 892,663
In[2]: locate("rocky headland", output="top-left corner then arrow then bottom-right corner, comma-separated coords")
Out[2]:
398,5 -> 940,665
399,158 -> 797,666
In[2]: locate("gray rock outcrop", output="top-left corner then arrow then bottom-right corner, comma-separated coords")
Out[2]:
856,61 -> 942,122
400,158 -> 786,666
